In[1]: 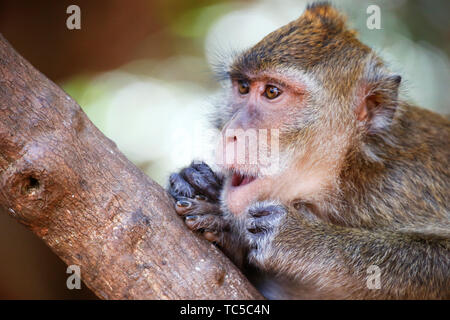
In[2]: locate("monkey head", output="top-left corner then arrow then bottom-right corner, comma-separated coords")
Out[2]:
212,3 -> 402,216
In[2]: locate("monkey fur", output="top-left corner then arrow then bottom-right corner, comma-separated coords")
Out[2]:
168,3 -> 449,299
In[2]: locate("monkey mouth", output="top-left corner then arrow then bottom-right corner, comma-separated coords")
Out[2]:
225,170 -> 267,216
231,172 -> 257,187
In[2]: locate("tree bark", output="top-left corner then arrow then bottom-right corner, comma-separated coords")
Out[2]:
0,34 -> 263,300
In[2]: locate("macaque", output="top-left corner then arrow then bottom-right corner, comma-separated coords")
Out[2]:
168,3 -> 449,299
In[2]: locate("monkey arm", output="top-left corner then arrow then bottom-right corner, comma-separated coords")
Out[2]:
246,204 -> 450,299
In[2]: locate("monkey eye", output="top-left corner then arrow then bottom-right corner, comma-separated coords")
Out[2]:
237,80 -> 250,95
264,85 -> 282,99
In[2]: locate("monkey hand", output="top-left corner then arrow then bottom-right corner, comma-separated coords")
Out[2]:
243,201 -> 288,267
168,161 -> 228,244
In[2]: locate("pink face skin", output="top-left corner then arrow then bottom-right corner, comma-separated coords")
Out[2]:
216,73 -> 307,216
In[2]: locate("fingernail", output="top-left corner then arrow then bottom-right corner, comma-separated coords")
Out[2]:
204,231 -> 218,242
253,210 -> 270,217
195,195 -> 207,201
185,215 -> 197,221
177,200 -> 191,208
248,227 -> 262,234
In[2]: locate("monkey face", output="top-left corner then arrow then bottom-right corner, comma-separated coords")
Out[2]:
214,69 -> 318,216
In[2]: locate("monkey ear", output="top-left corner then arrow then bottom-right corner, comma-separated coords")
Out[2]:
356,74 -> 402,132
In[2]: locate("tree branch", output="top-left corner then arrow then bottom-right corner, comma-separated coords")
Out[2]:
0,34 -> 262,300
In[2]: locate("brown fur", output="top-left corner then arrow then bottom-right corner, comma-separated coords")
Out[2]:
170,2 -> 450,299
222,3 -> 449,299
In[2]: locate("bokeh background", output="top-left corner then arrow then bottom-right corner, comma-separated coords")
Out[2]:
0,0 -> 448,299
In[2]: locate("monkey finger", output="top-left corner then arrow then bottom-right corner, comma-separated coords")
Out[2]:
195,194 -> 208,201
246,215 -> 278,234
245,203 -> 286,237
248,204 -> 286,218
184,214 -> 227,232
190,161 -> 223,187
169,172 -> 196,199
184,215 -> 199,230
175,196 -> 222,217
181,167 -> 221,201
203,230 -> 220,243
175,199 -> 193,216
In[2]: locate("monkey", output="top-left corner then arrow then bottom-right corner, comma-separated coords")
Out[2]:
167,3 -> 450,299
